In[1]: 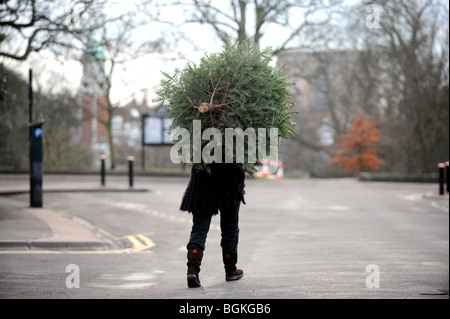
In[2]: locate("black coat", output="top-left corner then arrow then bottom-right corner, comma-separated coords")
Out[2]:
180,164 -> 246,215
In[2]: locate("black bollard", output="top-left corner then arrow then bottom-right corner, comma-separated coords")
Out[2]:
100,155 -> 106,186
438,163 -> 445,195
446,162 -> 449,194
127,156 -> 135,188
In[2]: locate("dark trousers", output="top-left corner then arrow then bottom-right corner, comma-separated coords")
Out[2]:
187,204 -> 240,252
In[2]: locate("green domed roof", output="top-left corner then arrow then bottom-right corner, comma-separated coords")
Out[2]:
82,41 -> 106,61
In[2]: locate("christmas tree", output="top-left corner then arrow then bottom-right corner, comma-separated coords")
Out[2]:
155,38 -> 297,175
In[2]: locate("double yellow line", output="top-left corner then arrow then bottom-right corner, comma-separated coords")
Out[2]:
121,234 -> 156,253
0,234 -> 156,255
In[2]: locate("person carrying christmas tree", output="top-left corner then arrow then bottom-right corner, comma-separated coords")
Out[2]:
182,162 -> 246,288
156,38 -> 297,288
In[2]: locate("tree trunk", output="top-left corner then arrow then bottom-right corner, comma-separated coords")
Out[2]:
237,0 -> 247,43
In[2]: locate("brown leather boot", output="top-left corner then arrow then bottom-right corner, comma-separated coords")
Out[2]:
187,248 -> 203,288
223,250 -> 244,282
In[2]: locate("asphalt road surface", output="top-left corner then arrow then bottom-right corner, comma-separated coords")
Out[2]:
0,176 -> 448,299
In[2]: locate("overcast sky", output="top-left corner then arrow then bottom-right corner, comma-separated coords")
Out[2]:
2,1 -> 228,106
2,0 -> 343,106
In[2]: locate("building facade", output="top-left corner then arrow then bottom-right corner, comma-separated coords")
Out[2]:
79,41 -> 110,163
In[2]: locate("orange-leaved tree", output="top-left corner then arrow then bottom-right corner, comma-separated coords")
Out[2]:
332,117 -> 383,173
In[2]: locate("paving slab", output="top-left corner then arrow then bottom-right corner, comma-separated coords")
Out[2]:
0,196 -> 112,251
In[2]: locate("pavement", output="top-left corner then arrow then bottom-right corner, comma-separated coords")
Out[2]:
0,174 -> 149,252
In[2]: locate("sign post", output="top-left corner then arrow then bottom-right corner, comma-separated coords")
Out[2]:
29,121 -> 45,208
28,69 -> 45,208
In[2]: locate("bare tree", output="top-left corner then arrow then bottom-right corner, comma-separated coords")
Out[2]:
0,0 -> 118,61
145,0 -> 342,52
0,63 -> 94,170
274,0 -> 448,175
1,0 -> 175,170
361,0 -> 449,173
277,48 -> 375,176
80,16 -> 168,169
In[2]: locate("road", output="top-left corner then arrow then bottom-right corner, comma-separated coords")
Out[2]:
0,175 -> 448,299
